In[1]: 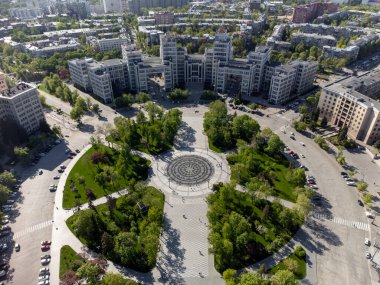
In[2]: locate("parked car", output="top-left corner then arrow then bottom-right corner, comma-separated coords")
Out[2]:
365,238 -> 371,246
347,181 -> 356,186
366,252 -> 371,259
358,200 -> 364,207
38,169 -> 43,175
53,176 -> 60,180
40,255 -> 51,265
41,241 -> 51,246
300,142 -> 305,146
310,185 -> 319,190
14,243 -> 20,252
41,244 -> 50,251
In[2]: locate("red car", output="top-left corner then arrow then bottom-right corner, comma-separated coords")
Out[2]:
41,244 -> 50,251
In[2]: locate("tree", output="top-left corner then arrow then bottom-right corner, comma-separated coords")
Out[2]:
77,262 -> 102,285
223,268 -> 237,283
357,181 -> 368,192
39,94 -> 48,107
70,107 -> 84,124
287,169 -> 306,187
72,211 -> 98,244
0,171 -> 16,188
363,193 -> 373,205
0,185 -> 11,205
14,146 -> 29,163
75,96 -> 88,113
231,115 -> 260,142
336,150 -> 346,165
265,134 -> 285,155
271,269 -> 298,285
52,125 -> 62,138
284,258 -> 299,274
114,232 -> 138,266
168,88 -> 189,101
292,120 -> 307,132
238,272 -> 269,285
92,104 -> 101,116
135,92 -> 151,103
294,193 -> 311,218
337,126 -> 348,143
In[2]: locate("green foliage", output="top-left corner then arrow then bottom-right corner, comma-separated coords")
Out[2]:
101,273 -> 139,285
63,146 -> 149,208
168,88 -> 189,101
204,101 -> 260,150
228,143 -> 303,202
272,270 -> 299,285
292,120 -> 307,133
271,248 -> 306,280
67,185 -> 164,272
115,94 -> 134,108
109,105 -> 182,154
135,92 -> 151,103
14,146 -> 29,163
201,90 -> 219,101
0,171 -> 16,188
40,75 -> 77,104
357,181 -> 368,192
146,45 -> 160,56
314,136 -> 330,151
77,262 -> 103,284
59,245 -> 85,278
207,183 -> 302,273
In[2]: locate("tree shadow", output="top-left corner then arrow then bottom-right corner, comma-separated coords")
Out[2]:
156,216 -> 186,284
174,122 -> 196,151
78,123 -> 95,134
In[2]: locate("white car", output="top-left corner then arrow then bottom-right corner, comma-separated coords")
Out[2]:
38,275 -> 49,281
346,181 -> 356,186
366,252 -> 371,259
365,238 -> 370,246
300,142 -> 305,146
300,154 -> 305,158
38,280 -> 49,285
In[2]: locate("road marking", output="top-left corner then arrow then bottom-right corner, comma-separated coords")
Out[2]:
12,220 -> 53,240
312,213 -> 369,231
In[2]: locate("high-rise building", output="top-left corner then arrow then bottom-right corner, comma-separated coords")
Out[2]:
248,46 -> 272,93
318,71 -> 380,145
0,83 -> 45,134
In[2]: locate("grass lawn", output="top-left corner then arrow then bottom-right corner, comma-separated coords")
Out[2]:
63,147 -> 149,208
270,248 -> 307,279
59,245 -> 84,278
229,149 -> 297,202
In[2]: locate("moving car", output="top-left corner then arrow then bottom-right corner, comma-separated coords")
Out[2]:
366,252 -> 371,259
365,238 -> 371,246
14,243 -> 20,252
53,176 -> 60,180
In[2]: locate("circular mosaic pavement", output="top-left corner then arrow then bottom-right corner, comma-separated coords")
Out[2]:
167,155 -> 215,185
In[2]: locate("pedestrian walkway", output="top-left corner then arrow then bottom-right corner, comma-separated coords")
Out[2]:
312,213 -> 370,231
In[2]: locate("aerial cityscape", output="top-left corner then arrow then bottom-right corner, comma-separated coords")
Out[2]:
0,0 -> 380,284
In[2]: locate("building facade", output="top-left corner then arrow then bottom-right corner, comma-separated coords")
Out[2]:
0,83 -> 45,134
318,71 -> 380,145
292,2 -> 338,23
127,0 -> 189,15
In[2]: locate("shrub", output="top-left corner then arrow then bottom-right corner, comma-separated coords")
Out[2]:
294,246 -> 306,259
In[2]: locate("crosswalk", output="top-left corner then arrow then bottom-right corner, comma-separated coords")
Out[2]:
312,213 -> 369,231
0,220 -> 53,243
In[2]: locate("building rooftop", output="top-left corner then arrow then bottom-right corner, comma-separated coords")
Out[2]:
0,82 -> 34,99
325,72 -> 380,110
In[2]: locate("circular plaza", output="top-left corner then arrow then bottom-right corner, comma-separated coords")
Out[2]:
151,148 -> 229,197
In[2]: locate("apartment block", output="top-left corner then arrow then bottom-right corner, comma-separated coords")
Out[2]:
318,71 -> 380,145
0,83 -> 45,134
89,37 -> 130,52
292,2 -> 338,23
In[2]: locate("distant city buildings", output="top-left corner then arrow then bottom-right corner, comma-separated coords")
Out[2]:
87,36 -> 130,52
69,33 -> 317,105
0,82 -> 45,134
127,0 -> 189,15
292,2 -> 338,23
318,70 -> 380,145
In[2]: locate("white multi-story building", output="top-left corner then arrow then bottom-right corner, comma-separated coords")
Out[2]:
0,83 -> 45,134
89,37 -> 130,52
103,0 -> 123,13
268,60 -> 317,105
69,33 -> 317,104
9,8 -> 44,19
318,71 -> 380,145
